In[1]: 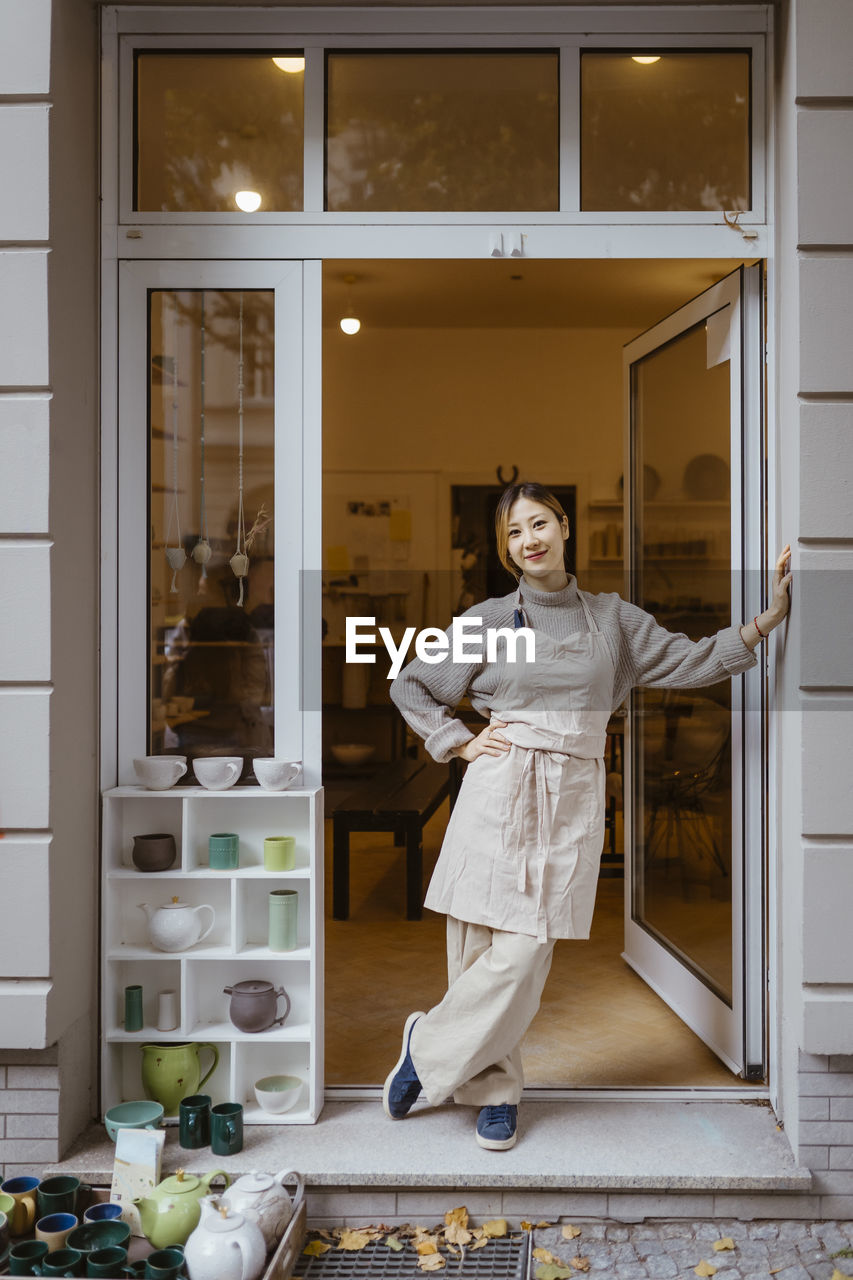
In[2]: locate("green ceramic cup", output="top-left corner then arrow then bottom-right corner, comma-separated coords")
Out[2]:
9,1238 -> 50,1275
144,1246 -> 185,1280
263,835 -> 295,871
66,1221 -> 131,1257
37,1177 -> 88,1219
85,1246 -> 128,1278
208,832 -> 239,870
210,1102 -> 243,1156
268,888 -> 298,952
0,1192 -> 16,1224
33,1245 -> 82,1277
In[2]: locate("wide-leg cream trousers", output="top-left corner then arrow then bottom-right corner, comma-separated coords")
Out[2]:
408,916 -> 556,1107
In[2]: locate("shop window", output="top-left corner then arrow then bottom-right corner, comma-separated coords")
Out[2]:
149,290 -> 275,767
135,53 -> 304,212
325,51 -> 559,211
581,51 -> 751,212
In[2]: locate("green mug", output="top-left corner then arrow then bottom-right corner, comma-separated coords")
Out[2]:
208,832 -> 239,870
9,1238 -> 50,1275
37,1177 -> 88,1219
263,835 -> 295,871
210,1102 -> 243,1156
33,1245 -> 82,1277
0,1192 -> 16,1226
86,1246 -> 128,1278
144,1246 -> 185,1280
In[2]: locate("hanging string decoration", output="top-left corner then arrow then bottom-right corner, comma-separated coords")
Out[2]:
192,291 -> 212,591
230,293 -> 250,606
164,295 -> 186,593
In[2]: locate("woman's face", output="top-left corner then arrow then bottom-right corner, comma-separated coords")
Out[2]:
506,497 -> 569,580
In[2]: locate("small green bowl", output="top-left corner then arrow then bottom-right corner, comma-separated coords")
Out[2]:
253,1074 -> 302,1114
67,1219 -> 131,1254
104,1100 -> 164,1142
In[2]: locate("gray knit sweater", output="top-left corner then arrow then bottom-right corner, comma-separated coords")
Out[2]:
389,574 -> 758,763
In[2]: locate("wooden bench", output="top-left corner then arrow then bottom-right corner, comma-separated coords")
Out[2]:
332,757 -> 455,920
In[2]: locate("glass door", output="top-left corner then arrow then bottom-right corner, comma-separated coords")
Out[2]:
622,266 -> 765,1075
116,260 -> 317,783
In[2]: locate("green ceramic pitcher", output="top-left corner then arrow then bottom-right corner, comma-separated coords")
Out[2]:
140,1043 -> 219,1116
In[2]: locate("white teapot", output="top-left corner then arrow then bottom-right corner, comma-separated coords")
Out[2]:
220,1169 -> 305,1251
184,1197 -> 267,1280
139,898 -> 215,952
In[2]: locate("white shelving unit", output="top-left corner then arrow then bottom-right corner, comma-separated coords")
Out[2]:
101,785 -> 323,1124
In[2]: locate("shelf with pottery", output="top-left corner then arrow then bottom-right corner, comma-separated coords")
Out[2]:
101,782 -> 323,1125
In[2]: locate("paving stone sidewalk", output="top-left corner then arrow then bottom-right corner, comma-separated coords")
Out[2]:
531,1220 -> 853,1280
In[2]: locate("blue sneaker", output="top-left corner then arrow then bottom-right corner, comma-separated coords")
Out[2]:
476,1104 -> 518,1150
382,1011 -> 425,1119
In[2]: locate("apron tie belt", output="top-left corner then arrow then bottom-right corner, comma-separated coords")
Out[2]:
502,746 -> 561,943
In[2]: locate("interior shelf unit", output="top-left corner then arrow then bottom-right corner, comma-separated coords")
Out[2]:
101,786 -> 323,1125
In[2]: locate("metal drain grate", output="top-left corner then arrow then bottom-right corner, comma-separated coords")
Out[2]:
294,1237 -> 529,1280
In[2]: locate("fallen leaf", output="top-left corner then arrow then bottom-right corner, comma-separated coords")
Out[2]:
444,1206 -> 469,1229
471,1228 -> 485,1240
418,1254 -> 446,1272
533,1248 -> 566,1266
338,1230 -> 372,1251
415,1240 -> 439,1256
712,1238 -> 735,1252
469,1238 -> 489,1251
523,1220 -> 552,1229
446,1245 -> 460,1257
694,1263 -> 717,1278
571,1257 -> 590,1272
534,1265 -> 574,1280
386,1236 -> 404,1252
521,1221 -> 533,1232
831,1271 -> 853,1280
482,1219 -> 508,1238
303,1241 -> 331,1256
562,1225 -> 582,1240
444,1221 -> 472,1247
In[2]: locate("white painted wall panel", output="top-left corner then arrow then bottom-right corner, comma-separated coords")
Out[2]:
803,848 -> 853,982
804,993 -> 853,1055
0,254 -> 49,388
0,692 -> 50,828
798,111 -> 853,245
0,0 -> 51,95
0,982 -> 50,1050
0,106 -> 49,242
800,259 -> 853,394
0,546 -> 50,681
0,840 -> 50,976
800,404 -> 853,538
797,0 -> 853,97
799,550 -> 853,687
802,705 -> 853,835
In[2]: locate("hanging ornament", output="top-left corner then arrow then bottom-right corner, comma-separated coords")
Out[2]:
164,296 -> 186,592
230,293 -> 249,606
192,292 -> 212,590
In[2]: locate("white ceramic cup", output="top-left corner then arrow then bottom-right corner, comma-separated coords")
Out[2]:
133,756 -> 187,790
192,756 -> 243,790
156,989 -> 179,1032
253,1074 -> 302,1114
253,760 -> 301,791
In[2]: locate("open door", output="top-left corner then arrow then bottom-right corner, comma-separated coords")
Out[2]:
622,265 -> 766,1077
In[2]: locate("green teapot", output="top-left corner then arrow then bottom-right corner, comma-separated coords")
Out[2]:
133,1167 -> 230,1249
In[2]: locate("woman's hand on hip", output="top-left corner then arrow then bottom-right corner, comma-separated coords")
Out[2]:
452,719 -> 511,762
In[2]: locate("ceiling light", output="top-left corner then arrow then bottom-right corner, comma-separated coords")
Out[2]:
234,190 -> 262,213
272,56 -> 306,74
340,273 -> 362,336
632,55 -> 661,64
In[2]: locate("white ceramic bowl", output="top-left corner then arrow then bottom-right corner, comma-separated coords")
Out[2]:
253,1074 -> 302,1114
330,743 -> 375,767
253,759 -> 302,791
133,756 -> 187,790
192,756 -> 243,790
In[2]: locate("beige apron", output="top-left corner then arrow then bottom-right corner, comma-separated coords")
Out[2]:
424,586 -> 616,941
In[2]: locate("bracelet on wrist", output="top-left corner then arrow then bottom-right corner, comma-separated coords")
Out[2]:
753,615 -> 767,640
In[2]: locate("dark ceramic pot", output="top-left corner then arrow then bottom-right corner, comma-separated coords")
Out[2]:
132,833 -> 177,873
223,980 -> 290,1033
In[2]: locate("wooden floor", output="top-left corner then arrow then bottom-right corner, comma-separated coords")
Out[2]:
324,801 -> 756,1089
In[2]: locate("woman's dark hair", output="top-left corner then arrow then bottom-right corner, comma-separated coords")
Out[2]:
494,482 -> 570,580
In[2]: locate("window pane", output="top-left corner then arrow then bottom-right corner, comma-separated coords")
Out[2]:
581,51 -> 750,212
136,54 -> 304,212
149,290 -> 275,771
326,52 -> 559,211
